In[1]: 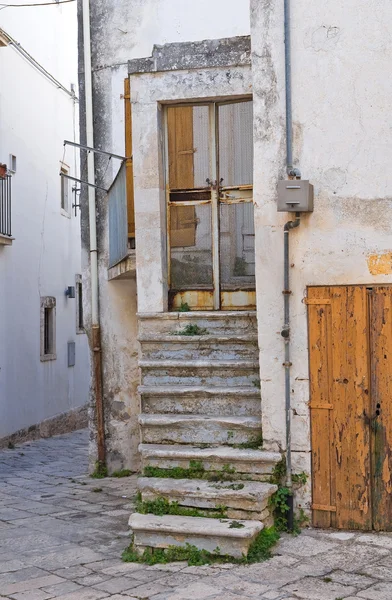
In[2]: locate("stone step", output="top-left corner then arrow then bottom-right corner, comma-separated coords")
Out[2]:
138,477 -> 277,520
139,334 -> 259,361
138,311 -> 257,336
139,385 -> 261,417
128,513 -> 263,558
139,443 -> 281,480
139,359 -> 259,387
139,414 -> 262,445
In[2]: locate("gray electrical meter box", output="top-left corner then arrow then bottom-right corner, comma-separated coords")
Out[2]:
277,180 -> 314,212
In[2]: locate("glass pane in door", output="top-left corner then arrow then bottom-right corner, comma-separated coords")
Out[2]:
170,203 -> 213,289
218,101 -> 253,187
219,202 -> 255,290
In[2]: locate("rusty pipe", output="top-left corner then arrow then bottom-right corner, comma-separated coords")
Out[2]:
282,213 -> 300,531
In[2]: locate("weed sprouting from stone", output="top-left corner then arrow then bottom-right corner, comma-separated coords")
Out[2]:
90,461 -> 108,479
177,302 -> 190,312
112,469 -> 132,478
122,527 -> 280,566
229,521 -> 245,529
136,495 -> 228,519
173,324 -> 208,336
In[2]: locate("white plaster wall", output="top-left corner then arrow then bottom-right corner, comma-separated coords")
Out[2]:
0,0 -> 77,89
250,0 -> 392,507
130,67 -> 253,312
0,7 -> 89,438
86,0 -> 251,468
92,0 -> 251,160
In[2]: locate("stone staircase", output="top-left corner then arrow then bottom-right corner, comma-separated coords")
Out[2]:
129,311 -> 281,559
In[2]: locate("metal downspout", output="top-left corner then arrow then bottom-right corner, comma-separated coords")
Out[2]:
283,0 -> 300,529
82,0 -> 106,465
282,214 -> 300,530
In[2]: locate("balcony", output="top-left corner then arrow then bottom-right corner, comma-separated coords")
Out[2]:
0,174 -> 13,245
107,161 -> 135,280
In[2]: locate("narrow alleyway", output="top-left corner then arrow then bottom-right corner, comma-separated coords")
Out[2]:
0,431 -> 392,600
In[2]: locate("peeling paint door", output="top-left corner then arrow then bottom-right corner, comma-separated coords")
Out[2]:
369,287 -> 392,531
308,285 -> 392,531
165,101 -> 255,311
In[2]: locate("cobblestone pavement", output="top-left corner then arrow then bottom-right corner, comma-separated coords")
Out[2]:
1,430 -> 392,600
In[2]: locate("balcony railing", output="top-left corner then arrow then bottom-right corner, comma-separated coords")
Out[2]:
108,162 -> 128,268
0,174 -> 12,238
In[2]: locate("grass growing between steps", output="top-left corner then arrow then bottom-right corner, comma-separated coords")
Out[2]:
144,462 -> 246,483
172,324 -> 208,336
122,527 -> 280,566
136,493 -> 228,519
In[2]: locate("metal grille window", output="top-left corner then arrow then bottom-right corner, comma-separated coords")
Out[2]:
75,274 -> 85,333
60,166 -> 69,213
40,297 -> 56,361
0,174 -> 12,237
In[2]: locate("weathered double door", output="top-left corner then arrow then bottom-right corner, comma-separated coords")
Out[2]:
308,285 -> 392,530
165,100 -> 255,311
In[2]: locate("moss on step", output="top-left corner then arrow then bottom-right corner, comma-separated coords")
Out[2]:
233,432 -> 263,450
173,324 -> 208,336
136,494 -> 228,519
122,526 -> 280,566
144,460 -> 205,480
143,461 -> 245,483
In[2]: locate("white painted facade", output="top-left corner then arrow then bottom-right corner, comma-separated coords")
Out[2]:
83,0 -> 392,515
81,0 -> 251,471
0,1 -> 89,440
250,0 -> 392,509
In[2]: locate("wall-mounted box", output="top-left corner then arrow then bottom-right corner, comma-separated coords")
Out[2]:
277,180 -> 314,212
68,341 -> 75,367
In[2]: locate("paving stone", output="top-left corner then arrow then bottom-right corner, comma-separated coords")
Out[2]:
328,569 -> 377,589
0,560 -> 29,574
156,573 -> 201,587
2,575 -> 65,595
282,576 -> 357,598
239,563 -> 304,588
106,596 -> 138,600
154,581 -> 223,600
53,566 -> 93,579
296,545 -> 390,576
100,562 -> 145,576
3,430 -> 392,600
356,533 -> 392,549
129,568 -> 173,583
8,590 -> 53,600
51,590 -> 108,600
0,567 -> 50,586
42,580 -> 84,595
75,573 -> 112,586
212,573 -> 269,596
359,562 -> 392,581
274,533 -> 338,557
124,581 -> 172,598
357,582 -> 392,599
94,576 -> 140,594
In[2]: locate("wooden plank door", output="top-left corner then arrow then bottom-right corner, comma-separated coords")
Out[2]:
369,287 -> 392,531
308,286 -> 372,529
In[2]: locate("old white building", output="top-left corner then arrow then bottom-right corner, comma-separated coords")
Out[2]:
0,1 -> 89,445
79,0 -> 392,555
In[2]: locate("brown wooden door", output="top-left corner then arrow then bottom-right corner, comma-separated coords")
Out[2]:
369,287 -> 392,531
308,285 -> 392,531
